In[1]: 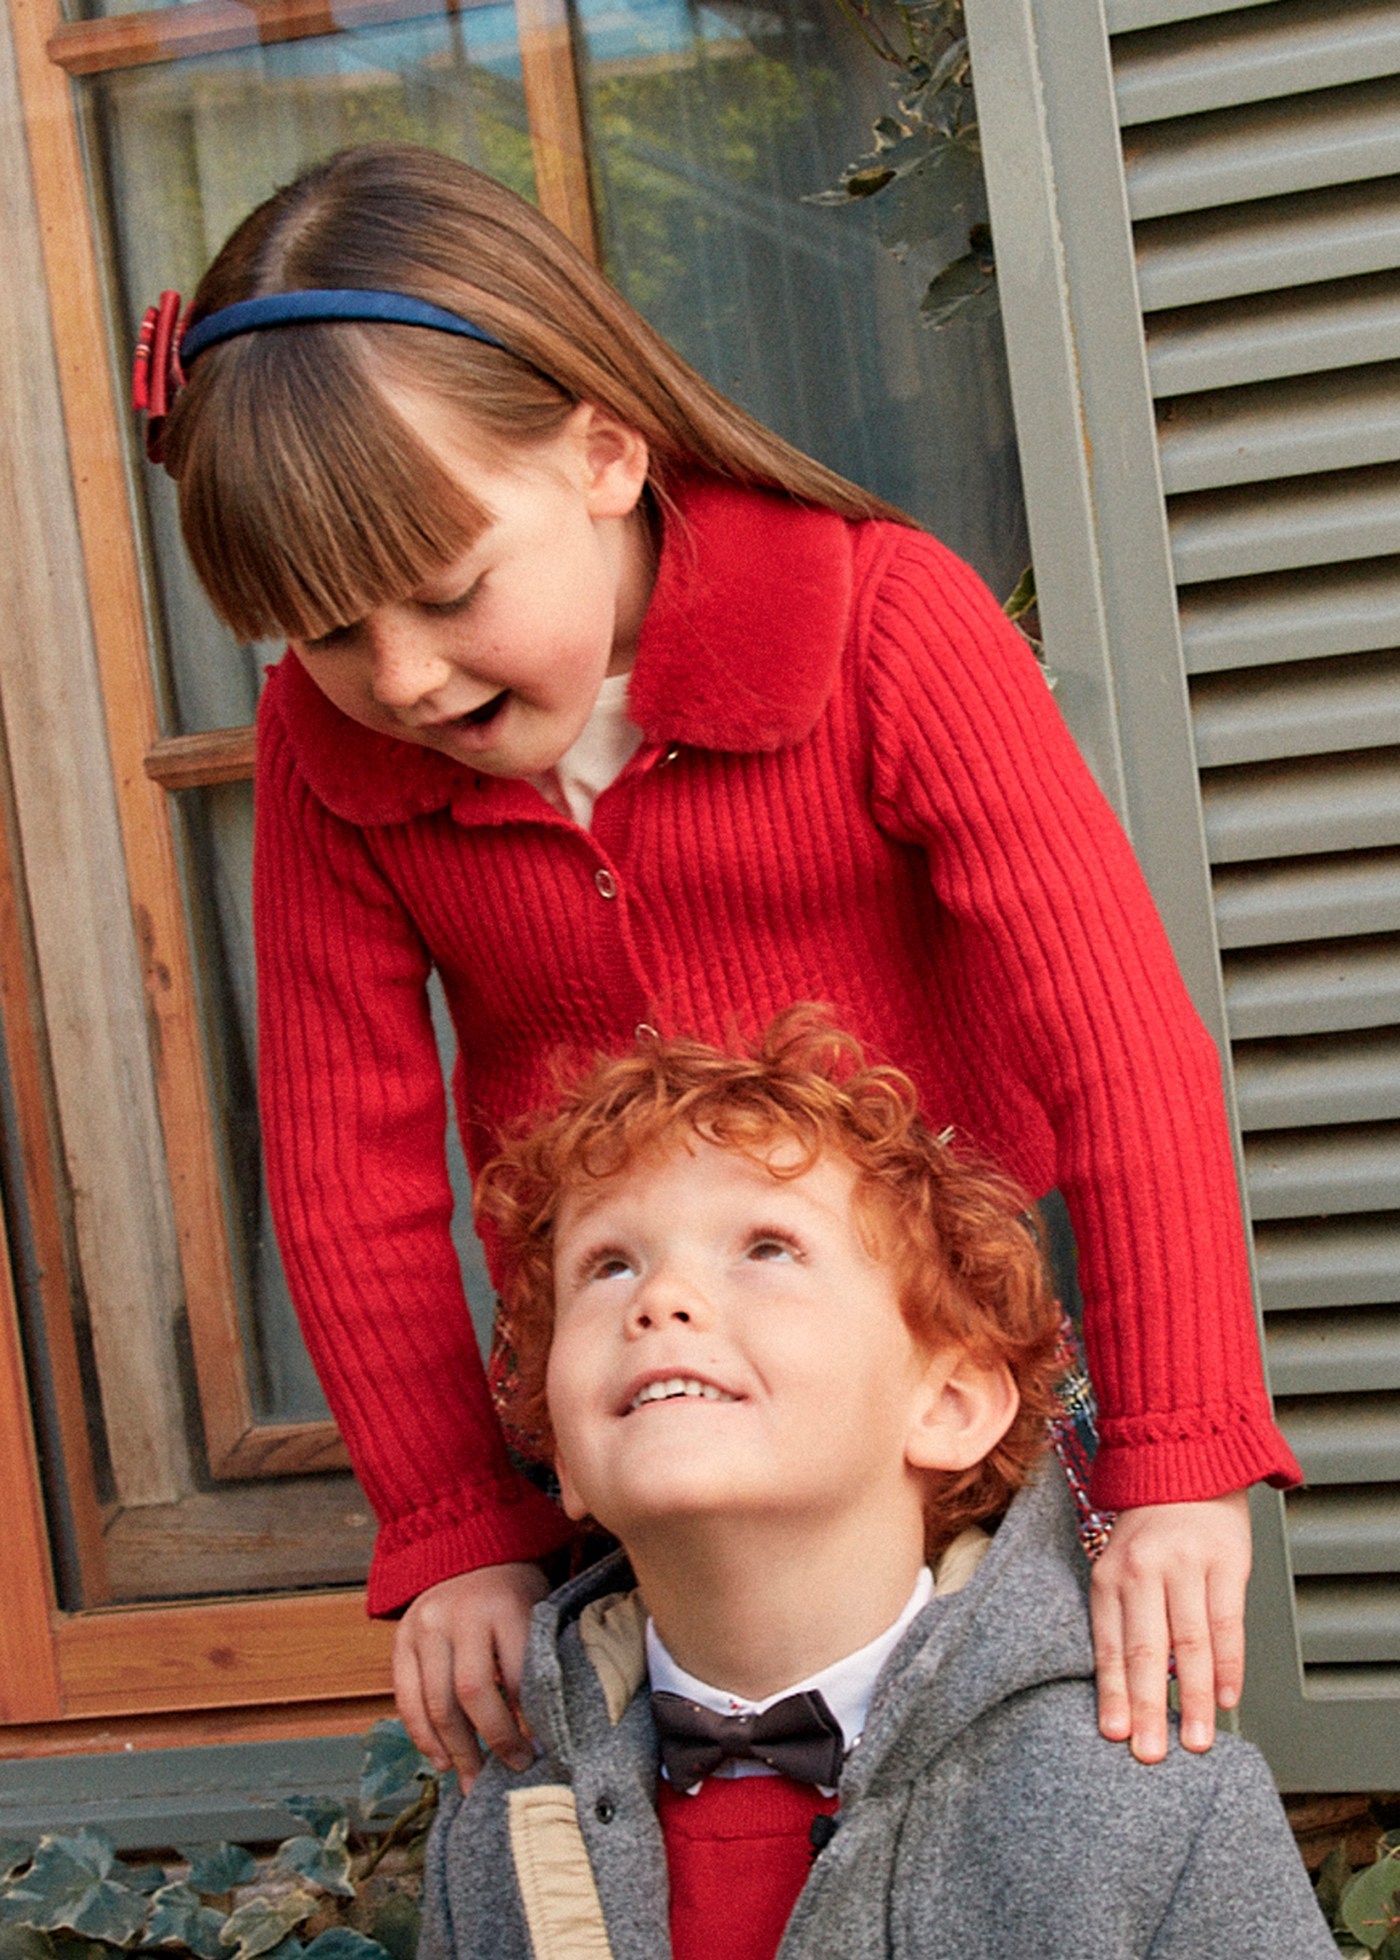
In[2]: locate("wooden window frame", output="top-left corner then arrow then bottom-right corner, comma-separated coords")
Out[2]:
2,0 -> 593,1740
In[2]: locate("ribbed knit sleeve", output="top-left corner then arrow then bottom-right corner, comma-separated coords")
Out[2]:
255,699 -> 573,1614
862,532 -> 1300,1508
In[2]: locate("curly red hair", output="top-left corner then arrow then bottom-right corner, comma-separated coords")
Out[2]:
476,1007 -> 1065,1559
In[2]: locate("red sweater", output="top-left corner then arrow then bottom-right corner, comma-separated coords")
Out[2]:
253,477 -> 1301,1614
657,1776 -> 838,1960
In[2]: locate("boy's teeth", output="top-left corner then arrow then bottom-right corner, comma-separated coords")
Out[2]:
630,1376 -> 734,1410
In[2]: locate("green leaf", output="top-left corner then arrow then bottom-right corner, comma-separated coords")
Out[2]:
0,1927 -> 53,1960
1341,1854 -> 1400,1951
1376,1934 -> 1400,1960
920,247 -> 998,329
365,1895 -> 417,1960
873,141 -> 985,258
301,1934 -> 390,1960
280,1804 -> 346,1844
270,1825 -> 353,1901
115,1872 -> 166,1902
219,1892 -> 317,1960
358,1724 -> 433,1816
141,1885 -> 230,1960
1317,1845 -> 1354,1926
0,1834 -> 150,1948
180,1849 -> 258,1899
0,1849 -> 34,1886
1002,565 -> 1037,625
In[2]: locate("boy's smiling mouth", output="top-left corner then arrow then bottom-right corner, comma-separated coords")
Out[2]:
625,1375 -> 740,1414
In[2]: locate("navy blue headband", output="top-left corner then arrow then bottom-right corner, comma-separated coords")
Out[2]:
179,288 -> 510,367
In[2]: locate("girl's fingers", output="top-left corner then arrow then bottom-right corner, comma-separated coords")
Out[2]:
1089,1581 -> 1132,1743
1206,1556 -> 1249,1713
1161,1577 -> 1215,1753
1116,1579 -> 1171,1764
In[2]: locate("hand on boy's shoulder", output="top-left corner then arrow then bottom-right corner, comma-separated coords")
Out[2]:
393,1560 -> 550,1788
1089,1490 -> 1252,1764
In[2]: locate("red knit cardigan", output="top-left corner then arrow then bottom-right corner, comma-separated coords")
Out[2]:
253,477 -> 1301,1615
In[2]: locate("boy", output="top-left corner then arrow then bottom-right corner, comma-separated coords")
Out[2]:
420,1011 -> 1331,1960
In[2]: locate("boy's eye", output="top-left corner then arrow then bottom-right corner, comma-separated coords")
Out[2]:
585,1251 -> 635,1283
745,1232 -> 800,1263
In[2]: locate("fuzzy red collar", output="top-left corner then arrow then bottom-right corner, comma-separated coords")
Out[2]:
261,476 -> 856,828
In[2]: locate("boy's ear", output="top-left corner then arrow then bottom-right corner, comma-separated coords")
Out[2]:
904,1349 -> 1020,1473
571,402 -> 650,519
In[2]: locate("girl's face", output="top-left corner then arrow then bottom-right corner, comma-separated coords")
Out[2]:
289,396 -> 654,778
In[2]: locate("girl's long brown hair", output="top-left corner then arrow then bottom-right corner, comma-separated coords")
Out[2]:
161,144 -> 913,643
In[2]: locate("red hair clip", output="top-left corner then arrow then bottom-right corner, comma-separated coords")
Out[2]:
132,289 -> 185,464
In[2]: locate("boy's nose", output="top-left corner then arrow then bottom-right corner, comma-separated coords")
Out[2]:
627,1264 -> 711,1334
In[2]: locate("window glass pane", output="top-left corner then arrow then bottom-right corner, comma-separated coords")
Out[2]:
577,0 -> 1029,596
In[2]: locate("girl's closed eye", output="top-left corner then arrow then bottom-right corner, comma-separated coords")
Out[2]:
420,579 -> 481,619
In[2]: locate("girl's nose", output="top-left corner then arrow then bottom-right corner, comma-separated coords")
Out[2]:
365,614 -> 453,710
626,1263 -> 711,1335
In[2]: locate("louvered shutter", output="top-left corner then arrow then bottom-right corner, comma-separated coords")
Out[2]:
966,0 -> 1400,1782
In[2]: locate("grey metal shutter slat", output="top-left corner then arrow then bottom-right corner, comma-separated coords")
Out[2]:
1275,1392 -> 1400,1479
1287,1487 -> 1400,1572
1267,1313 -> 1400,1397
1115,0 -> 1400,130
1244,1123 -> 1400,1216
1213,851 -> 1400,948
1108,0 -> 1279,35
1136,178 -> 1400,312
1124,80 -> 1400,222
1157,363 -> 1400,493
1180,562 -> 1400,674
1296,1579 -> 1400,1662
1201,749 -> 1400,861
1191,652 -> 1400,766
1224,938 -> 1400,1038
1233,1029 -> 1400,1128
1254,1214 -> 1400,1309
1147,272 -> 1400,396
1169,464 -> 1400,583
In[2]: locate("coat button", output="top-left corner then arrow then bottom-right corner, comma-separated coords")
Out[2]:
594,868 -> 617,899
635,1022 -> 659,1040
595,1797 -> 616,1824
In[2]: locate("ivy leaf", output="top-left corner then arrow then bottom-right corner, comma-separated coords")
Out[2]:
874,141 -> 985,259
116,1872 -> 166,1901
219,1891 -> 317,1960
0,1928 -> 53,1960
0,1833 -> 151,1947
301,1934 -> 391,1960
280,1804 -> 346,1843
1377,1934 -> 1400,1960
270,1825 -> 353,1900
1341,1853 -> 1400,1951
141,1884 -> 230,1960
365,1895 -> 417,1960
921,240 -> 999,330
180,1849 -> 258,1899
358,1723 -> 433,1816
0,1849 -> 33,1886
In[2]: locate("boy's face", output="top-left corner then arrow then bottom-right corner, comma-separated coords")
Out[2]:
546,1136 -> 937,1546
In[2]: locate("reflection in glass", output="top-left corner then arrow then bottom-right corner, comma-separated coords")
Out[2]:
86,14 -> 524,1431
578,0 -> 1029,595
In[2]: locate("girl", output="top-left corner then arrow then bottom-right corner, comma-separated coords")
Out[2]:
136,143 -> 1299,1784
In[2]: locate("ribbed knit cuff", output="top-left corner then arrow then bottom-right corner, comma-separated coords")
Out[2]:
366,1477 -> 576,1618
1089,1406 -> 1303,1511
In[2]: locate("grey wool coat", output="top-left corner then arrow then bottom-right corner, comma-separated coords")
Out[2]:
419,1466 -> 1333,1960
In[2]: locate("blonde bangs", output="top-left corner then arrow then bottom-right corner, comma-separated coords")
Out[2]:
169,324 -> 492,643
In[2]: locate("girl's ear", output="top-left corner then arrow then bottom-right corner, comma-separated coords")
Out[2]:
904,1350 -> 1020,1474
570,403 -> 650,519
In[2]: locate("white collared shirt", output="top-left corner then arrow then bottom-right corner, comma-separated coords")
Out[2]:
530,671 -> 641,828
646,1566 -> 934,1792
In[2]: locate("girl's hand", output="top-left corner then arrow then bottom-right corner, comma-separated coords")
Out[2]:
1089,1490 -> 1252,1764
393,1561 -> 551,1788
